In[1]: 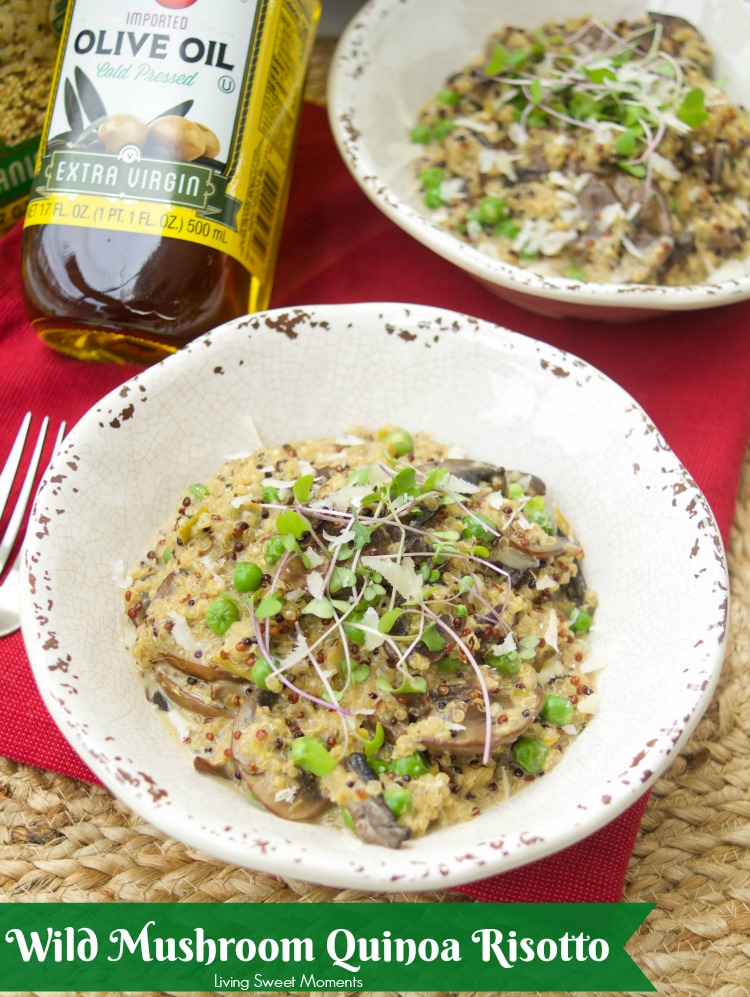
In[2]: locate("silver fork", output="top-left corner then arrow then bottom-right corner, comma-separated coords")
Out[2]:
0,414 -> 66,638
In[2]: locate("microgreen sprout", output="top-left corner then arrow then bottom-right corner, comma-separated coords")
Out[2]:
243,439 -> 566,764
413,16 -> 719,180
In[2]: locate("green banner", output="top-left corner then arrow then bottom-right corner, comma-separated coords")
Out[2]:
33,151 -> 241,228
0,902 -> 653,991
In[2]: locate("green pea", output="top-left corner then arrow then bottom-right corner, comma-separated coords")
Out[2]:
384,428 -> 414,457
462,512 -> 496,545
525,495 -> 545,513
384,785 -> 414,817
233,561 -> 263,592
541,694 -> 574,727
263,535 -> 287,566
186,483 -> 209,501
569,607 -> 593,634
418,167 -> 445,188
513,737 -> 549,774
496,218 -> 520,239
290,736 -> 338,777
250,659 -> 274,690
506,482 -> 524,500
205,596 -> 239,636
526,508 -> 557,536
432,119 -> 455,139
435,88 -> 460,107
391,752 -> 430,779
367,757 -> 390,775
477,196 -> 510,225
410,123 -> 432,144
424,187 -> 444,209
487,650 -> 521,675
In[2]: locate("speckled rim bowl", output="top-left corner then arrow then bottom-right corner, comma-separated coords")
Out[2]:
328,0 -> 750,321
21,303 -> 727,890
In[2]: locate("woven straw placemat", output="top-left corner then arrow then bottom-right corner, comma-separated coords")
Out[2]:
2,38 -> 749,997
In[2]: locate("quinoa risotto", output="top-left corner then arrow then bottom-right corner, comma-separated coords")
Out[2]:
124,429 -> 597,848
410,13 -> 750,285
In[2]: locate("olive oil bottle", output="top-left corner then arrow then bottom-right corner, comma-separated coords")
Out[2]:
22,0 -> 320,365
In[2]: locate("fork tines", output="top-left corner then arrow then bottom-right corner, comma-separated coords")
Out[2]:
0,413 -> 66,578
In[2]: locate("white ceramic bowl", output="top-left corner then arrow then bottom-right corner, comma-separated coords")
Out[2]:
21,303 -> 727,890
328,0 -> 750,321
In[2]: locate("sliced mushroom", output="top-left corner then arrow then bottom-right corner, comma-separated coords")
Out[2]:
508,534 -> 582,560
418,664 -> 544,756
154,666 -> 232,718
636,13 -> 710,64
611,173 -> 673,250
231,690 -> 329,821
154,570 -> 177,599
337,754 -> 410,849
155,652 -> 238,683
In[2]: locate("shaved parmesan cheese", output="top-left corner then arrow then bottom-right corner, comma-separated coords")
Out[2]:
362,607 -> 386,651
444,474 -> 479,495
230,491 -> 257,508
312,484 -> 370,511
508,121 -> 528,146
537,656 -> 565,683
454,115 -> 494,134
477,148 -> 520,180
275,787 -> 297,803
223,415 -> 263,458
440,177 -> 466,203
577,693 -> 600,714
544,608 -> 559,652
323,527 -> 355,546
489,632 -> 516,657
534,573 -> 558,591
561,724 -> 577,736
278,633 -> 312,669
485,491 -> 508,510
361,555 -> 424,602
306,571 -> 326,600
651,151 -> 681,181
167,611 -> 208,656
599,202 -> 626,229
111,559 -> 132,588
260,476 -> 294,492
305,548 -> 324,568
579,642 -> 615,674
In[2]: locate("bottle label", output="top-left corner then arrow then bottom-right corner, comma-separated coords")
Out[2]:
25,0 -> 317,281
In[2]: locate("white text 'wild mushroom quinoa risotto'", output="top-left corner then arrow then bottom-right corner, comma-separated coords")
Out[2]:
124,429 -> 598,848
410,13 -> 750,285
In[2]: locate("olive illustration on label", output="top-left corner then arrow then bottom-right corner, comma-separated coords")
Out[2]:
98,113 -> 149,153
49,69 -> 221,165
147,115 -> 207,162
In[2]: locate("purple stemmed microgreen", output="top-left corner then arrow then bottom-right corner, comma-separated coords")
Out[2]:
471,14 -> 715,180
407,604 -> 493,765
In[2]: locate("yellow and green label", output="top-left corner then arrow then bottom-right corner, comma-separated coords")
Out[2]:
25,0 -> 317,281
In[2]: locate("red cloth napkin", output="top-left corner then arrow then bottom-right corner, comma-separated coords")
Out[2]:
1,103 -> 749,902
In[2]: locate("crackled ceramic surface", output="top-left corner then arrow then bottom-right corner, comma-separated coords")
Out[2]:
328,0 -> 750,321
21,304 -> 727,890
